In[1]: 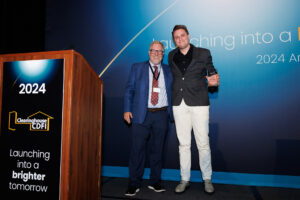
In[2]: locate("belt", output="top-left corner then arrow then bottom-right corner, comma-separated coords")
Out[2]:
147,106 -> 167,112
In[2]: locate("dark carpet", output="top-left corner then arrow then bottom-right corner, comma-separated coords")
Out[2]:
101,177 -> 300,200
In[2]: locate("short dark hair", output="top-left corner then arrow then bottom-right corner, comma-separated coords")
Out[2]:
172,25 -> 189,38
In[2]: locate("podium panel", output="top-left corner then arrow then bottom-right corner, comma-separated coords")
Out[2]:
0,50 -> 103,200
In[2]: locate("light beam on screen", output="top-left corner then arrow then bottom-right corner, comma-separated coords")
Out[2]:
12,59 -> 54,84
98,0 -> 180,78
19,60 -> 47,77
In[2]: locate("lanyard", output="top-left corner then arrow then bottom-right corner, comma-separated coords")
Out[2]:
149,64 -> 161,81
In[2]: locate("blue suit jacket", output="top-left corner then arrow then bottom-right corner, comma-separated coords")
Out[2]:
124,61 -> 173,124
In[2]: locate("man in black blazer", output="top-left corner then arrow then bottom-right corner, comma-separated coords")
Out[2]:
168,25 -> 219,194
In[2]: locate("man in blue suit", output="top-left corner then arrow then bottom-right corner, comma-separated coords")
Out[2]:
123,41 -> 173,196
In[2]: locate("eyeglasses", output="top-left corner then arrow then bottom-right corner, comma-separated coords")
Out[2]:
149,49 -> 164,55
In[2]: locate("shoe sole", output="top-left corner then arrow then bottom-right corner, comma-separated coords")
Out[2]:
124,188 -> 140,196
148,186 -> 166,192
204,190 -> 215,195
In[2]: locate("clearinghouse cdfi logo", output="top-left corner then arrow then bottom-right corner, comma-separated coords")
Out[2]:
8,111 -> 53,131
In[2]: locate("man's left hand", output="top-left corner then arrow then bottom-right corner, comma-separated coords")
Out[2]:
206,74 -> 220,87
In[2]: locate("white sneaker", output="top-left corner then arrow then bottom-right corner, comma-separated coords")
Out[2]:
125,186 -> 140,196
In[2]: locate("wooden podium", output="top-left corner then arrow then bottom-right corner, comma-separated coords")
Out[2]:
0,50 -> 103,200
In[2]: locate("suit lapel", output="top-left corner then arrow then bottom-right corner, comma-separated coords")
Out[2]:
142,62 -> 150,107
162,64 -> 167,83
170,49 -> 182,74
161,64 -> 171,103
186,45 -> 198,72
171,46 -> 198,74
162,64 -> 171,90
143,61 -> 149,89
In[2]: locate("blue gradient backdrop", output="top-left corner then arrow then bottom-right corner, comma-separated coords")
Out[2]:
46,0 -> 300,184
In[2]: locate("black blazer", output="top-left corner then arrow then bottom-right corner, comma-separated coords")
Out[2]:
168,45 -> 217,106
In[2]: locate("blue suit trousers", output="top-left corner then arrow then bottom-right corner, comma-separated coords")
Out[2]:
129,109 -> 169,187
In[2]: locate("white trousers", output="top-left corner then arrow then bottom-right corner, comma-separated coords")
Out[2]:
173,100 -> 212,181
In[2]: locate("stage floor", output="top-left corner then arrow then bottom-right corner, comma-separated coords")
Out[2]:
101,176 -> 300,200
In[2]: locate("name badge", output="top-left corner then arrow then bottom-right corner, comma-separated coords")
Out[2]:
153,87 -> 160,93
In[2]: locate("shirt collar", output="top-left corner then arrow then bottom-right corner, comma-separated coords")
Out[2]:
177,44 -> 193,57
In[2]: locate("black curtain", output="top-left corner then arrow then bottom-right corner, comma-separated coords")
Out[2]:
0,0 -> 46,54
